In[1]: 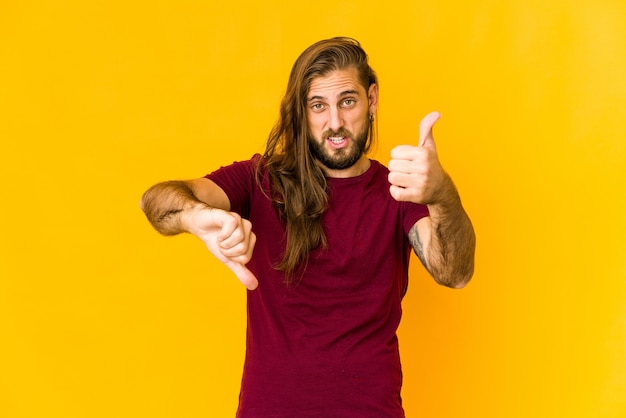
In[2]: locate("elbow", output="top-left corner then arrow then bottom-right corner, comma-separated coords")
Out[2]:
139,187 -> 154,215
453,266 -> 474,289
435,240 -> 476,289
450,274 -> 472,289
433,264 -> 474,289
436,275 -> 472,289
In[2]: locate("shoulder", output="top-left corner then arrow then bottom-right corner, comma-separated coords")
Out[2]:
203,154 -> 267,195
205,154 -> 263,178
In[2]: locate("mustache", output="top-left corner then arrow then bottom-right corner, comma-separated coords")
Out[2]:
322,128 -> 352,138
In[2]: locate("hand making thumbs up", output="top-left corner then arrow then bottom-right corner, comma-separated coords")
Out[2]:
388,111 -> 448,204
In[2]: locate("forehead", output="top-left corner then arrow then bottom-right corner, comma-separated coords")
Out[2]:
308,67 -> 365,99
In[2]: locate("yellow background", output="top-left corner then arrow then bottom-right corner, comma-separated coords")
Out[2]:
1,1 -> 625,417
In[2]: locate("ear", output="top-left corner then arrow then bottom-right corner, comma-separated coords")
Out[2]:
368,83 -> 378,116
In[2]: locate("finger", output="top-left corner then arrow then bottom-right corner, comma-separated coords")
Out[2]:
225,260 -> 259,290
218,224 -> 245,249
419,111 -> 441,148
219,230 -> 256,263
388,155 -> 429,174
388,171 -> 419,188
388,159 -> 413,174
390,145 -> 422,160
216,214 -> 241,243
389,184 -> 413,202
218,217 -> 252,250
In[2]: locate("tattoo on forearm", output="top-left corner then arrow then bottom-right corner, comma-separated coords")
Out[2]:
409,225 -> 429,270
419,173 -> 476,287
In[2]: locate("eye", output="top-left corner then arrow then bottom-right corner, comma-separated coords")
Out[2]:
342,99 -> 355,107
311,103 -> 325,111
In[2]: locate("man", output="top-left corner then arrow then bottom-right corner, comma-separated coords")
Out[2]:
141,37 -> 475,417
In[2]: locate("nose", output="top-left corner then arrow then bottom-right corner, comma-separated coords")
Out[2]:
328,106 -> 344,132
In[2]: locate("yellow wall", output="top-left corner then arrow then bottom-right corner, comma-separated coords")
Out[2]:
1,1 -> 625,417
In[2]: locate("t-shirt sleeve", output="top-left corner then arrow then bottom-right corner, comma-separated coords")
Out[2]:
204,154 -> 261,219
401,202 -> 430,235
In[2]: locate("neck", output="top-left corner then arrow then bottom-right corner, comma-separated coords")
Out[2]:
320,155 -> 371,178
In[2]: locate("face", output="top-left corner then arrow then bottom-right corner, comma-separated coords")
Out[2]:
306,67 -> 378,176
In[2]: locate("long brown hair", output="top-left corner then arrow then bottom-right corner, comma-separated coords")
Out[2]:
257,37 -> 378,283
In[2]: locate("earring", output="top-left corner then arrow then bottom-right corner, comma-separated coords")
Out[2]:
369,113 -> 375,121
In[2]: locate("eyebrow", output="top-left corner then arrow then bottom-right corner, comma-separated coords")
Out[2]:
308,89 -> 360,102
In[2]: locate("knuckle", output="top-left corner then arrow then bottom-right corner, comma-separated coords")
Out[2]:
389,186 -> 401,200
231,227 -> 244,241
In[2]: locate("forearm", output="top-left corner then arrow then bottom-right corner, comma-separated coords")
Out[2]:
140,180 -> 206,236
420,174 -> 476,288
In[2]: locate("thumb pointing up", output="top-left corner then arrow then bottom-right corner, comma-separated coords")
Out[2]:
419,111 -> 441,148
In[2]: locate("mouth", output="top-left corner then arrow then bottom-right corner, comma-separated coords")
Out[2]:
327,136 -> 348,148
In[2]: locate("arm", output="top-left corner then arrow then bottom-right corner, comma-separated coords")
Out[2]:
409,175 -> 475,288
140,178 -> 230,235
140,178 -> 258,290
389,112 -> 476,288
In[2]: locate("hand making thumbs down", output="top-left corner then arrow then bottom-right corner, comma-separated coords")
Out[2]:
388,111 -> 447,204
184,205 -> 259,290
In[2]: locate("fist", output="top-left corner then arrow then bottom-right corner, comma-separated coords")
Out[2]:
388,112 -> 447,204
188,206 -> 258,290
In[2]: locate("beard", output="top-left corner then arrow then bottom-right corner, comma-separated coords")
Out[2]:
308,123 -> 370,171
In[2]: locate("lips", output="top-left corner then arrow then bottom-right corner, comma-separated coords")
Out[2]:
327,136 -> 347,148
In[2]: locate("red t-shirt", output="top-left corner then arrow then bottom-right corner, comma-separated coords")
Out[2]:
207,156 -> 429,417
